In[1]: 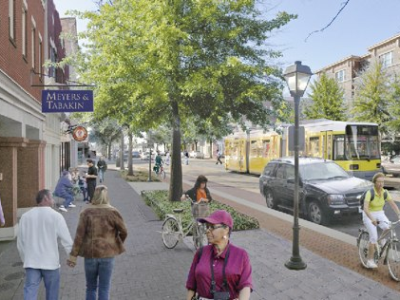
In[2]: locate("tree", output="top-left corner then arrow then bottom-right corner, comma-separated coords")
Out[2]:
304,73 -> 346,121
386,75 -> 400,132
71,0 -> 296,201
85,118 -> 121,159
352,61 -> 392,134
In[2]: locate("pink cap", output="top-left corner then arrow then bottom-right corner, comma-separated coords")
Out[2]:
198,210 -> 233,229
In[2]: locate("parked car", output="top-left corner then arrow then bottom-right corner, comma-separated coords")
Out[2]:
189,150 -> 204,159
141,151 -> 155,161
132,151 -> 141,158
259,157 -> 373,225
381,155 -> 400,177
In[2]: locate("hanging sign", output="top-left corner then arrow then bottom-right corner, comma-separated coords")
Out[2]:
72,126 -> 88,142
41,90 -> 94,113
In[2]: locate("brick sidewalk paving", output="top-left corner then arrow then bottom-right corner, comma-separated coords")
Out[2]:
1,169 -> 400,299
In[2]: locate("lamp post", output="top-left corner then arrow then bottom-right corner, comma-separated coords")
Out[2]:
283,61 -> 312,270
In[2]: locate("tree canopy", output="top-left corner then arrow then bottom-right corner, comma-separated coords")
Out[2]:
304,73 -> 346,121
351,61 -> 392,133
70,0 -> 296,200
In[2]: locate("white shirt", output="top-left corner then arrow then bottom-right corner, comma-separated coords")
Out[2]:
17,207 -> 73,270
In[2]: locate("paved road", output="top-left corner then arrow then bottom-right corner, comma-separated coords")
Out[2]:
131,158 -> 400,238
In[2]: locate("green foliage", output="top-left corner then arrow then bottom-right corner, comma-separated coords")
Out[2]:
120,170 -> 162,182
386,75 -> 400,132
141,190 -> 259,232
305,73 -> 346,121
65,0 -> 296,201
351,62 -> 392,133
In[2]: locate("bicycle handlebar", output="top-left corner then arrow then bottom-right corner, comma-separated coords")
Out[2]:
377,219 -> 400,226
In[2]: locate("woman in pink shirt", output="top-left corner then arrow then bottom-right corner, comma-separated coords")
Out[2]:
186,210 -> 252,300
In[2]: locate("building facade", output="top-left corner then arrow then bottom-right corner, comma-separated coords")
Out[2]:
316,34 -> 400,108
0,0 -> 72,240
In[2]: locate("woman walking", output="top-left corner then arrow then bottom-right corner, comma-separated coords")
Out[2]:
67,185 -> 128,300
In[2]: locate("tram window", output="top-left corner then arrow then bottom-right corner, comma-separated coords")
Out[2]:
309,137 -> 320,157
250,140 -> 258,157
333,135 -> 345,160
263,140 -> 270,157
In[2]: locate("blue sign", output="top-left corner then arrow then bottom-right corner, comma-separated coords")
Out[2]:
42,90 -> 94,113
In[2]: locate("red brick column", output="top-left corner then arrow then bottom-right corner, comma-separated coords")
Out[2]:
17,139 -> 47,208
0,137 -> 27,227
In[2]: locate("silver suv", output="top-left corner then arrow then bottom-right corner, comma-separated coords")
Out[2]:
259,157 -> 373,225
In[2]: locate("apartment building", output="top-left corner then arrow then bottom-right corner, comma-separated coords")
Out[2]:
316,34 -> 400,108
0,0 -> 72,240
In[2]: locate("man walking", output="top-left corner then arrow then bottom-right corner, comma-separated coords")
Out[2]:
86,159 -> 98,203
97,156 -> 107,183
17,189 -> 73,300
216,149 -> 223,165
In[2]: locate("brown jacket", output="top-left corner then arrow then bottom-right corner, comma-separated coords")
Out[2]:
69,204 -> 127,262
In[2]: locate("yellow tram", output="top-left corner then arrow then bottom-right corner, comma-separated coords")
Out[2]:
224,120 -> 381,180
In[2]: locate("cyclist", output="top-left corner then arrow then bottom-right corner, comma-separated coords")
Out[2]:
362,172 -> 400,269
154,151 -> 163,174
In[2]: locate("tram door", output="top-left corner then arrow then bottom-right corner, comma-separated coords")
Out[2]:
322,131 -> 333,160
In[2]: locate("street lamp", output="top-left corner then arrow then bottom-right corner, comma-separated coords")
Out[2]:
283,61 -> 312,270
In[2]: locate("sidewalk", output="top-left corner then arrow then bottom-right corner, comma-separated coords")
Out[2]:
0,169 -> 399,299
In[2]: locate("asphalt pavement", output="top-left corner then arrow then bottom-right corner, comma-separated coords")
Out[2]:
1,167 -> 400,299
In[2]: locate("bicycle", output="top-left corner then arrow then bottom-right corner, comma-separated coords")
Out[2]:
161,201 -> 209,250
154,164 -> 166,179
357,220 -> 400,281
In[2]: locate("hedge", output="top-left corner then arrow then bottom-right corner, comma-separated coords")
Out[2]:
141,190 -> 259,232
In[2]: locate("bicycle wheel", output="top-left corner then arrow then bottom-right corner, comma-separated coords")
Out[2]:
161,217 -> 180,249
193,222 -> 208,249
387,240 -> 400,281
357,231 -> 370,268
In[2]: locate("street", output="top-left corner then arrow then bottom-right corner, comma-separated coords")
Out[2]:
132,157 -> 400,239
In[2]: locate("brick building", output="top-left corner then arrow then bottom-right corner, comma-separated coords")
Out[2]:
0,0 -> 72,240
316,34 -> 400,108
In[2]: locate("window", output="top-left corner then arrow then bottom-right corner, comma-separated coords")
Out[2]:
38,35 -> 43,79
335,70 -> 345,82
22,5 -> 28,58
285,165 -> 295,181
380,52 -> 393,68
9,0 -> 16,41
49,46 -> 57,78
275,164 -> 285,179
309,137 -> 320,157
31,26 -> 36,69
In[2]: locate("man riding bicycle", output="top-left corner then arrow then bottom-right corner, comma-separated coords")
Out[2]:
153,151 -> 163,174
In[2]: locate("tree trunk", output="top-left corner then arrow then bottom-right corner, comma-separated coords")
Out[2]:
128,131 -> 133,176
169,101 -> 183,202
108,142 -> 112,160
120,130 -> 125,170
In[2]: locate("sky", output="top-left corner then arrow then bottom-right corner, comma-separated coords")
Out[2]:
53,0 -> 400,75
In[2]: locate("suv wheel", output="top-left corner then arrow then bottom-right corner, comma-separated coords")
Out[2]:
265,190 -> 277,209
307,201 -> 326,225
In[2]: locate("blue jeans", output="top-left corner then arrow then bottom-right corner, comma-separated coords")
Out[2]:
98,170 -> 104,183
62,194 -> 74,207
24,268 -> 60,300
84,257 -> 115,300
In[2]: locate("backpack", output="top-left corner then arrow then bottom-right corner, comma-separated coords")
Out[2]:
359,188 -> 388,209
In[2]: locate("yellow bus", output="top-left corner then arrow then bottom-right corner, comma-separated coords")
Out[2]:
224,120 -> 381,180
